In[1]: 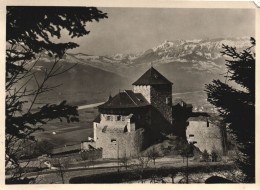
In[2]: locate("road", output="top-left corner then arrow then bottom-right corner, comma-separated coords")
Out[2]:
29,159 -> 232,184
77,102 -> 105,110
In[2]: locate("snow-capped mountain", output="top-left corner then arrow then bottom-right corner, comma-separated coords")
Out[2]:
55,37 -> 251,69
33,37 -> 253,105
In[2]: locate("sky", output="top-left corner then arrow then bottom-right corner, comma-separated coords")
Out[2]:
60,8 -> 255,56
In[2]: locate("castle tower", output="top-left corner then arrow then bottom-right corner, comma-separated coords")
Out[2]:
133,67 -> 173,124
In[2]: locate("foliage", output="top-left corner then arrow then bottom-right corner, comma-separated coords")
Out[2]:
179,142 -> 194,158
211,151 -> 218,162
52,157 -> 71,184
201,150 -> 210,162
69,164 -> 235,183
205,38 -> 255,182
20,140 -> 54,159
5,6 -> 107,183
147,146 -> 160,165
131,154 -> 152,183
120,153 -> 130,170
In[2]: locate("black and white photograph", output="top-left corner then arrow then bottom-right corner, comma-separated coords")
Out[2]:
3,2 -> 258,185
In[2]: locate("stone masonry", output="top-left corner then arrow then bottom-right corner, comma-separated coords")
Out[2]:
186,118 -> 224,154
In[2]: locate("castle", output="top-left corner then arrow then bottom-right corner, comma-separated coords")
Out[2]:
83,67 -> 224,158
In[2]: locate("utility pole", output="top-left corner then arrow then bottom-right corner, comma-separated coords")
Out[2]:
117,141 -> 119,173
186,139 -> 191,184
186,151 -> 189,184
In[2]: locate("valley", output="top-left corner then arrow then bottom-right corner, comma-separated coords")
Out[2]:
30,37 -> 250,149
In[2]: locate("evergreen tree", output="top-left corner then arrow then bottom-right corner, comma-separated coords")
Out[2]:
205,38 -> 255,182
6,6 -> 107,183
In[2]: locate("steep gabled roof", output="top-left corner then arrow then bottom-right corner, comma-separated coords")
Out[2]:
98,90 -> 149,109
132,67 -> 173,85
93,114 -> 101,123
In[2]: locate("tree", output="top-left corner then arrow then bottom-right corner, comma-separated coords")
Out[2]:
147,146 -> 160,166
120,153 -> 130,170
80,151 -> 89,168
52,157 -> 71,184
211,151 -> 218,162
205,38 -> 255,182
202,150 -> 210,162
20,139 -> 54,159
6,6 -> 107,183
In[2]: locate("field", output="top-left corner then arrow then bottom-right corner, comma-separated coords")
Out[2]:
33,107 -> 99,148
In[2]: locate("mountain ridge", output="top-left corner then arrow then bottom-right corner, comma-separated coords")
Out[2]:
32,37 -> 252,105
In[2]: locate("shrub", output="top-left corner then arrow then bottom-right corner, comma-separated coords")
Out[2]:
211,151 -> 218,162
202,150 -> 210,162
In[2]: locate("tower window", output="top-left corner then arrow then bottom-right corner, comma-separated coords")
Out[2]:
189,134 -> 194,137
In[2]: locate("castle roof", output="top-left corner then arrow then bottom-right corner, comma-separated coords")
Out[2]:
98,90 -> 149,109
93,114 -> 101,123
132,67 -> 173,85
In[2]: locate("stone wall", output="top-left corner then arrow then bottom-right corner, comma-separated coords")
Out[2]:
80,148 -> 103,160
186,120 -> 223,154
81,141 -> 96,150
133,84 -> 173,125
150,84 -> 173,124
133,85 -> 151,103
95,128 -> 145,158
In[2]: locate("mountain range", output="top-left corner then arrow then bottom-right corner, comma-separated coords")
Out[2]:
32,37 -> 252,106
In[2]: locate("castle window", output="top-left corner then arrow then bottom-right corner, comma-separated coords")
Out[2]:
106,116 -> 113,121
192,141 -> 197,144
189,134 -> 194,137
111,139 -> 117,143
116,115 -> 121,121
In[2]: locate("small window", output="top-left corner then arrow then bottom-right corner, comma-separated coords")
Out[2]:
189,134 -> 194,137
193,141 -> 197,144
111,139 -> 117,143
117,115 -> 121,121
106,116 -> 113,121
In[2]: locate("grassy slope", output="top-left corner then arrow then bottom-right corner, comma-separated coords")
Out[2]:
33,108 -> 99,148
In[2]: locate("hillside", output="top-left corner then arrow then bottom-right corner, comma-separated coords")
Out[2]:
27,37 -> 251,106
27,61 -> 131,106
